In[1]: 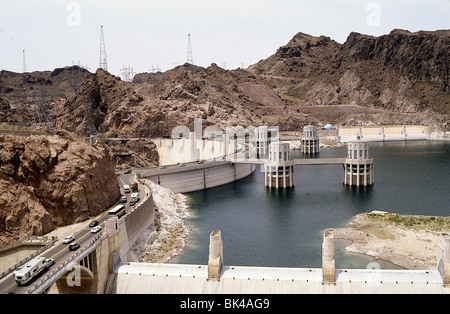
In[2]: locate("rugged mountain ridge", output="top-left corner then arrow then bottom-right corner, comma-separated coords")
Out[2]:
249,29 -> 449,128
1,29 -> 448,134
340,30 -> 449,93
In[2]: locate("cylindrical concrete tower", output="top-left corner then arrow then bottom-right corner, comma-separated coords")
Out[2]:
343,140 -> 374,186
264,142 -> 295,188
438,233 -> 450,285
208,230 -> 223,279
256,126 -> 269,159
322,229 -> 335,284
301,125 -> 319,154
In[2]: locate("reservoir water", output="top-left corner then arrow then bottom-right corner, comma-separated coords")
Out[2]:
170,141 -> 450,269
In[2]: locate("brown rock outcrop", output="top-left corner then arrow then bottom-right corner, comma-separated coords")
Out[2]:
249,29 -> 449,128
0,134 -> 120,245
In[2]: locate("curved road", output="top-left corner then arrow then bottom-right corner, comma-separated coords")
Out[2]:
0,150 -> 252,294
0,170 -> 142,294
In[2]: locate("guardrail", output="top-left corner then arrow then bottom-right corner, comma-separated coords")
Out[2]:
26,233 -> 107,294
15,179 -> 152,294
0,237 -> 58,281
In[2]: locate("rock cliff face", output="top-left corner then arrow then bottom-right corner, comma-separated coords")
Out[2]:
340,30 -> 449,93
249,29 -> 449,128
53,69 -> 144,137
0,135 -> 120,245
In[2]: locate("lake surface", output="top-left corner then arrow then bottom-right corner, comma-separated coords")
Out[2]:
170,140 -> 450,269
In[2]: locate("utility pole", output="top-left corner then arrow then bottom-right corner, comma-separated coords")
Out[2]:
22,50 -> 27,73
99,25 -> 108,71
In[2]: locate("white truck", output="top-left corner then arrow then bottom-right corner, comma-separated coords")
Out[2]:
129,192 -> 140,205
14,256 -> 53,286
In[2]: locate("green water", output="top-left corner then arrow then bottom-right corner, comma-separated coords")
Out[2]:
170,141 -> 450,269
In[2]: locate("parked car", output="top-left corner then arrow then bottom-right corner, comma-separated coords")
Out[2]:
69,242 -> 80,251
63,236 -> 75,244
91,226 -> 102,234
89,220 -> 99,227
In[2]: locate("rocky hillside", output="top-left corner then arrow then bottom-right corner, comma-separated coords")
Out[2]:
249,29 -> 449,128
1,29 -> 449,139
133,63 -> 315,131
0,66 -> 89,111
0,134 -> 120,245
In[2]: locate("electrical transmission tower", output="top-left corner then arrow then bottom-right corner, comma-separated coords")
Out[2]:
84,103 -> 98,136
22,50 -> 27,73
99,25 -> 108,71
121,65 -> 135,82
187,34 -> 194,65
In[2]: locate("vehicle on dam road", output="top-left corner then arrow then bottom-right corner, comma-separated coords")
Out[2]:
14,256 -> 53,286
108,204 -> 126,218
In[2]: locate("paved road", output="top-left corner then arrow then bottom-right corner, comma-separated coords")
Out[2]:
0,170 -> 143,294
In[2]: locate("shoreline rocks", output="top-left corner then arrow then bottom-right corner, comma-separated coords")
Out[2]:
131,180 -> 190,263
333,212 -> 450,270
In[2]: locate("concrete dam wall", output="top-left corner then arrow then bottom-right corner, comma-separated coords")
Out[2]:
139,161 -> 257,194
152,138 -> 234,166
339,126 -> 431,142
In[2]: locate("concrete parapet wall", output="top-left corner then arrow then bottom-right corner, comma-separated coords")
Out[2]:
0,237 -> 57,279
142,162 -> 256,194
339,126 -> 430,142
102,181 -> 156,293
117,184 -> 155,262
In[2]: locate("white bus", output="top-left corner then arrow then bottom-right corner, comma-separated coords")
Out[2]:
108,204 -> 126,217
15,256 -> 47,286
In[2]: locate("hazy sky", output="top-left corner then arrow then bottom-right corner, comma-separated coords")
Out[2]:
0,0 -> 449,78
